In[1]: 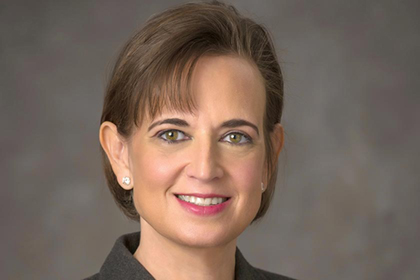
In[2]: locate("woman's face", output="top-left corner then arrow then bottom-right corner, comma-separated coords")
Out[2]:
128,55 -> 268,248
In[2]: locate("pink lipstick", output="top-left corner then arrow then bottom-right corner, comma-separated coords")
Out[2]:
174,194 -> 231,216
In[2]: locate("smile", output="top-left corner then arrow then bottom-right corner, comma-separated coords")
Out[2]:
175,195 -> 229,206
174,194 -> 232,216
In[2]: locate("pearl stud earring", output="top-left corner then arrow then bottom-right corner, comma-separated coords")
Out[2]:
261,182 -> 265,191
122,176 -> 131,186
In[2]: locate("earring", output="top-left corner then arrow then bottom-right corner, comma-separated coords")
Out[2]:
261,182 -> 265,191
122,176 -> 131,186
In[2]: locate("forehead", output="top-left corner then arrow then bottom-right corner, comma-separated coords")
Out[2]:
140,55 -> 266,126
191,55 -> 265,116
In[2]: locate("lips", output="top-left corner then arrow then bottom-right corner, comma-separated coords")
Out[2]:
174,193 -> 231,216
176,194 -> 229,206
174,193 -> 230,198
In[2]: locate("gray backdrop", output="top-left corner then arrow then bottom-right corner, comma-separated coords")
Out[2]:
1,0 -> 419,279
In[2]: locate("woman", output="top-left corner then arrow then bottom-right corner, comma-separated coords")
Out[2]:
86,1 -> 295,279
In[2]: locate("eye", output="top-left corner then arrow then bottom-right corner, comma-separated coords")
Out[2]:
222,132 -> 252,145
156,130 -> 251,145
157,130 -> 189,144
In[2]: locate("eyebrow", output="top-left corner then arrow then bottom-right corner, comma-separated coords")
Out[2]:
148,118 -> 259,136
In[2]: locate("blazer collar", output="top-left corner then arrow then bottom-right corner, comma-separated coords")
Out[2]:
98,231 -> 263,280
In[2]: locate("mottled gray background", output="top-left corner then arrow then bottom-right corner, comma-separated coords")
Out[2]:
1,0 -> 419,279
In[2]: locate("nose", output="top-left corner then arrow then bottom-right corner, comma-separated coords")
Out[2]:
185,136 -> 224,183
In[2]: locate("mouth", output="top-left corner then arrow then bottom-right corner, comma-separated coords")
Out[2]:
174,194 -> 230,206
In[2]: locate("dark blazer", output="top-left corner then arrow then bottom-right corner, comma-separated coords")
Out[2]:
84,231 -> 296,280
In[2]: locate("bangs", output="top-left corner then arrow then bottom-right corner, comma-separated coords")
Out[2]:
132,49 -> 230,127
141,55 -> 198,124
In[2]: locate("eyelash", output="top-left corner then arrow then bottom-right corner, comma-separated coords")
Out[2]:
156,129 -> 253,146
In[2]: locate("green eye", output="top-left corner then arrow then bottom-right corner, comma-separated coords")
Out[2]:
158,130 -> 187,144
165,130 -> 178,141
223,132 -> 251,145
229,133 -> 242,144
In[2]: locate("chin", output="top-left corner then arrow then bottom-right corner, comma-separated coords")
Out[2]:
170,223 -> 245,249
175,231 -> 233,248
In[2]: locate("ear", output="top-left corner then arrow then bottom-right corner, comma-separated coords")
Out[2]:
262,123 -> 284,186
99,121 -> 133,190
271,123 -> 284,161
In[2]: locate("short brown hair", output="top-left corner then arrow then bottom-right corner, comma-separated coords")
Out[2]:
100,0 -> 284,223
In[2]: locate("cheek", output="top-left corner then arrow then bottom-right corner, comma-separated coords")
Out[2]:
131,147 -> 183,193
227,151 -> 265,225
228,152 -> 265,193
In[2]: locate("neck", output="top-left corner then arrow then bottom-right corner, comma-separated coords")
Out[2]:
134,219 -> 237,280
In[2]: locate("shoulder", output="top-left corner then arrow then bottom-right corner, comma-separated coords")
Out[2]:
255,268 -> 297,280
82,273 -> 99,280
235,247 -> 297,280
81,231 -> 154,280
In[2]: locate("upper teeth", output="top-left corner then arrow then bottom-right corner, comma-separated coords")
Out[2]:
177,195 -> 228,206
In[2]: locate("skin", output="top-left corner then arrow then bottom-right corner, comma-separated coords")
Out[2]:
100,55 -> 284,280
